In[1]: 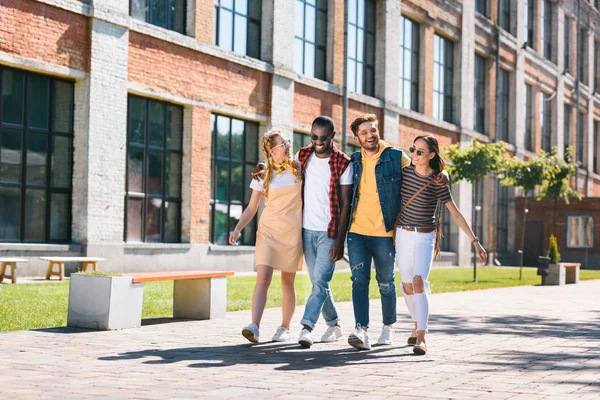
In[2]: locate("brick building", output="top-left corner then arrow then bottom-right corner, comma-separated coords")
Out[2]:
1,0 -> 600,276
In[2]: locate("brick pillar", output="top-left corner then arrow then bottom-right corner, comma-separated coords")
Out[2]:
587,25 -> 595,196
555,5 -> 565,157
72,1 -> 128,244
515,0 -> 526,150
422,25 -> 434,117
459,0 -> 475,131
191,0 -> 213,42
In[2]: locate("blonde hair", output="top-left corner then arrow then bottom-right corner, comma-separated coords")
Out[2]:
252,129 -> 301,197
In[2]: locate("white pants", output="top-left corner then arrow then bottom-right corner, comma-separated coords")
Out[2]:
395,228 -> 435,331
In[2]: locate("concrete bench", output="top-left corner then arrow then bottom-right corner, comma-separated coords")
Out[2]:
546,262 -> 580,285
40,257 -> 105,280
0,258 -> 29,284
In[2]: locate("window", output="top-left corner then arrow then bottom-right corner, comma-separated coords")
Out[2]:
440,200 -> 453,251
579,28 -> 587,84
524,0 -> 534,47
564,104 -> 571,154
399,16 -> 420,111
524,84 -> 533,151
595,41 -> 599,92
130,0 -> 186,34
594,121 -> 599,174
540,92 -> 552,152
475,0 -> 486,16
564,17 -> 570,73
541,0 -> 552,60
577,112 -> 585,167
472,180 -> 484,244
497,69 -> 510,142
433,34 -> 454,123
126,96 -> 183,243
566,215 -> 594,248
210,114 -> 259,246
498,0 -> 511,33
293,131 -> 311,152
474,54 -> 486,134
496,183 -> 508,252
294,0 -> 327,80
0,67 -> 74,242
214,0 -> 261,59
347,0 -> 376,96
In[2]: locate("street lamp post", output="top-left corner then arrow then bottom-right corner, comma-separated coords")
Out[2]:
473,205 -> 481,282
519,207 -> 529,280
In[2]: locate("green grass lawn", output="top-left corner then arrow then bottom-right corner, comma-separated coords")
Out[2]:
1,266 -> 599,333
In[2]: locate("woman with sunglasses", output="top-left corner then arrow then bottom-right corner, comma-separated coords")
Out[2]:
396,135 -> 487,355
229,130 -> 303,343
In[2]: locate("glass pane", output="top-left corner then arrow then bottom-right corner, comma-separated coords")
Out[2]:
164,200 -> 180,242
170,0 -> 185,33
26,132 -> 47,185
213,202 -> 228,244
245,122 -> 258,162
235,0 -> 248,14
147,150 -> 163,195
148,101 -> 165,147
216,115 -> 230,155
230,162 -> 243,202
356,63 -> 363,94
2,68 -> 25,125
131,0 -> 147,21
317,10 -> 327,45
25,189 -> 45,241
128,147 -> 144,193
126,198 -> 143,242
151,0 -> 168,28
221,0 -> 234,9
294,38 -> 304,74
233,14 -> 247,55
305,43 -> 315,78
0,128 -> 22,183
165,152 -> 181,198
145,198 -> 162,242
228,204 -> 242,244
348,25 -> 357,59
129,96 -> 146,145
305,5 -> 316,43
316,47 -> 326,80
347,60 -> 356,91
53,81 -> 74,133
231,119 -> 244,161
247,20 -> 260,59
27,74 -> 50,130
50,192 -> 69,241
215,159 -> 229,201
295,1 -> 305,38
357,0 -> 365,28
218,9 -> 234,51
247,0 -> 260,19
51,135 -> 71,188
244,164 -> 254,201
348,0 -> 356,24
0,187 -> 20,240
243,218 -> 256,245
167,105 -> 182,150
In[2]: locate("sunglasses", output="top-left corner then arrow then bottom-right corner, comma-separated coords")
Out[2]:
409,146 -> 428,156
310,132 -> 333,142
272,139 -> 291,150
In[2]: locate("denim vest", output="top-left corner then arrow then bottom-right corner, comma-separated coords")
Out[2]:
349,147 -> 404,233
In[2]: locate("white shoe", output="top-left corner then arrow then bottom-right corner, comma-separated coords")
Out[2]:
272,326 -> 290,342
348,327 -> 371,350
298,328 -> 314,347
377,325 -> 393,345
242,323 -> 259,343
321,325 -> 343,342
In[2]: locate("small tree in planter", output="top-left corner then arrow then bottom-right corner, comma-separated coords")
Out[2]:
547,234 -> 560,264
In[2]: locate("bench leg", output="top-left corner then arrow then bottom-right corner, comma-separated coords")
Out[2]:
173,277 -> 227,320
6,262 -> 16,284
0,262 -> 6,283
46,262 -> 64,280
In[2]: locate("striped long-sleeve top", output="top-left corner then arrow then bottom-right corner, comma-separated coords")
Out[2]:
398,165 -> 453,228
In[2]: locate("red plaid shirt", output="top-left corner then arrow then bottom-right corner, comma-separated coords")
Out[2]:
298,144 -> 351,239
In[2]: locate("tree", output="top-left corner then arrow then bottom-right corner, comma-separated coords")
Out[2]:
446,140 -> 507,282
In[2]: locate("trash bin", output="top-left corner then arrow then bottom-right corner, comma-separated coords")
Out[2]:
537,256 -> 550,285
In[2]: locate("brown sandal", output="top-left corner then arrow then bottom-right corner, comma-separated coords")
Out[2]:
413,342 -> 427,355
407,335 -> 417,345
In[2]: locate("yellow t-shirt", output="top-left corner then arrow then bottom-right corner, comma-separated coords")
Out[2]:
349,142 -> 411,237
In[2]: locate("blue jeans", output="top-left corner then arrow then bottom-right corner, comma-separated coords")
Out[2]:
347,232 -> 397,328
300,229 -> 340,329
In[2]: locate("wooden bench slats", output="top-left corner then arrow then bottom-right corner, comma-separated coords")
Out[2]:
0,258 -> 29,263
40,257 -> 106,262
125,270 -> 234,283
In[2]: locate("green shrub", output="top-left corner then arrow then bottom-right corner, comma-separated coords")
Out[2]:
547,234 -> 560,264
74,270 -> 118,277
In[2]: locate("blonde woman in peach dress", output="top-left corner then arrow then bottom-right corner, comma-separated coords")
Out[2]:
229,130 -> 303,343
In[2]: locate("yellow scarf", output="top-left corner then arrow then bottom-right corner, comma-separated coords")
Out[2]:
271,159 -> 297,175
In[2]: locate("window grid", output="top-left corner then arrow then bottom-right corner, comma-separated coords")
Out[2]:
525,0 -> 535,47
125,95 -> 183,243
577,112 -> 585,167
440,200 -> 453,252
214,0 -> 261,59
541,0 -> 552,61
209,114 -> 259,246
566,215 -> 594,249
498,0 -> 511,33
474,54 -> 486,134
497,69 -> 510,142
294,0 -> 327,80
525,84 -> 533,151
0,67 -> 74,243
540,92 -> 552,152
130,0 -> 186,34
433,34 -> 454,123
399,16 -> 420,111
475,0 -> 486,16
347,0 -> 376,96
293,131 -> 311,153
496,183 -> 509,253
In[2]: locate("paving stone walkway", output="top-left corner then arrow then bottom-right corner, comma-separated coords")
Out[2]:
1,280 -> 599,399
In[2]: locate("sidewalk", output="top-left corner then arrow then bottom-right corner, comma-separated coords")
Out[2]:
0,281 -> 599,399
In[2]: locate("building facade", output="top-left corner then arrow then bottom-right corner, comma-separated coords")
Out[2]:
1,0 -> 600,276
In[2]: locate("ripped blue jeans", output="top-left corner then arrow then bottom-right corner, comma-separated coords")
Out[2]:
347,232 -> 397,328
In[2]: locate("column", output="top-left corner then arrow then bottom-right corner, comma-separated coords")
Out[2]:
555,4 -> 565,156
586,26 -> 595,196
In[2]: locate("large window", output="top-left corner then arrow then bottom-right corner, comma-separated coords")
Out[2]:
399,16 -> 420,111
294,0 -> 327,80
475,0 -> 486,16
497,69 -> 510,142
214,0 -> 261,59
433,34 -> 454,123
578,28 -> 587,84
541,0 -> 552,60
293,131 -> 311,152
126,96 -> 183,243
577,112 -> 585,167
524,84 -> 533,151
474,54 -> 486,134
347,0 -> 376,96
564,17 -> 570,73
210,115 -> 259,246
566,215 -> 594,248
498,0 -> 511,34
524,0 -> 534,47
540,92 -> 552,152
130,0 -> 186,34
564,104 -> 571,154
496,183 -> 508,252
0,67 -> 74,242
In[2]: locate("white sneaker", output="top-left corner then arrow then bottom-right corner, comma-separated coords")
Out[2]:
242,323 -> 259,343
272,326 -> 290,342
321,325 -> 343,343
298,328 -> 314,347
348,327 -> 371,350
377,325 -> 393,345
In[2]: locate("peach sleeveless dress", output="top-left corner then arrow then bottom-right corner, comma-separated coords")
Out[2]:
255,182 -> 303,272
